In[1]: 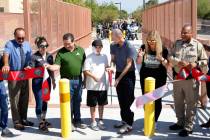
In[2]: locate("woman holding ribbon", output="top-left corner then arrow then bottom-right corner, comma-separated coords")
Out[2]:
136,30 -> 169,126
30,36 -> 56,132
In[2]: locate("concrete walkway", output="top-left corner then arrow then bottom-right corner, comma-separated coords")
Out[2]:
2,106 -> 210,140
1,38 -> 210,139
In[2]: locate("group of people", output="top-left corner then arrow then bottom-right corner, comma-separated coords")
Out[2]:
0,24 -> 210,138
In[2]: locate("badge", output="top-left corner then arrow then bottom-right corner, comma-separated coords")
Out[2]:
34,68 -> 43,76
43,88 -> 49,95
18,72 -> 26,79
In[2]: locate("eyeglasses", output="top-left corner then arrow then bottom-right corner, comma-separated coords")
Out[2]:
147,40 -> 156,43
17,37 -> 25,41
94,46 -> 103,49
38,44 -> 48,48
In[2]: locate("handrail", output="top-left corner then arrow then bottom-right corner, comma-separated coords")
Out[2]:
49,31 -> 92,54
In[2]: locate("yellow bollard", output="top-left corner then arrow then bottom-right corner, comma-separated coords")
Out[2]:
144,77 -> 155,137
123,30 -> 126,39
109,30 -> 112,43
59,79 -> 71,138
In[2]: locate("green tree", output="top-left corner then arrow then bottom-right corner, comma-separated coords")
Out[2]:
99,3 -> 119,23
132,7 -> 143,23
145,0 -> 158,8
63,0 -> 85,6
120,10 -> 128,20
198,0 -> 210,19
84,0 -> 100,25
131,0 -> 159,24
63,0 -> 121,24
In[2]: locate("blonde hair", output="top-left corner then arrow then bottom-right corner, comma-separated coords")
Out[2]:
145,30 -> 162,58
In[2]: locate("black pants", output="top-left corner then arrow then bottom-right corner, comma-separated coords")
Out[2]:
140,80 -> 163,122
206,81 -> 210,99
140,68 -> 166,122
115,71 -> 135,126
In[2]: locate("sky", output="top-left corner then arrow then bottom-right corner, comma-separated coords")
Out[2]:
96,0 -> 169,13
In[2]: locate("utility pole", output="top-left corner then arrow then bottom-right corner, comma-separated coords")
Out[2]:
115,2 -> 122,19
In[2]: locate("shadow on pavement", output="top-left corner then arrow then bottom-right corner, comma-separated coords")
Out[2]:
7,118 -> 61,137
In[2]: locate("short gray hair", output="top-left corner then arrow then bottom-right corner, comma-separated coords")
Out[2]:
112,29 -> 123,37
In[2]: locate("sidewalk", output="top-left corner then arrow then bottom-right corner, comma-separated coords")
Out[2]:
2,106 -> 210,140
1,38 -> 210,140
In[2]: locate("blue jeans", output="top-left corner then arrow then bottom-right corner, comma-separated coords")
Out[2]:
32,78 -> 48,118
0,81 -> 8,129
70,79 -> 82,123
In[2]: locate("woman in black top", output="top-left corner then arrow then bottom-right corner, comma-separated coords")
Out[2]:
30,36 -> 55,132
136,31 -> 169,124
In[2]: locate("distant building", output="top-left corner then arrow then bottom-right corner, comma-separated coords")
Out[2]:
0,0 -> 23,13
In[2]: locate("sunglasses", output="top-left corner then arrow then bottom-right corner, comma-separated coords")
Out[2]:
17,37 -> 25,41
147,40 -> 156,43
38,44 -> 48,48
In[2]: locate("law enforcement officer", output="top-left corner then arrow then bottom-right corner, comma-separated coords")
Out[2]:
169,24 -> 208,137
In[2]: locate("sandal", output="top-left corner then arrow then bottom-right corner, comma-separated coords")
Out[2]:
43,119 -> 52,128
39,121 -> 49,133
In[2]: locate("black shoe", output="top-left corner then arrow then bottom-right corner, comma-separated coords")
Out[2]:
39,121 -> 49,133
43,119 -> 52,128
72,123 -> 76,132
74,121 -> 87,129
22,120 -> 34,126
169,124 -> 183,130
200,119 -> 210,128
178,129 -> 192,137
14,123 -> 25,130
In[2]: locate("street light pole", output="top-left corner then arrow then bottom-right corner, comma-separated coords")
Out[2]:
115,2 -> 121,19
143,0 -> 146,10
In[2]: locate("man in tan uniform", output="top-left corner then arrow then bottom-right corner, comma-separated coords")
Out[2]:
169,24 -> 208,137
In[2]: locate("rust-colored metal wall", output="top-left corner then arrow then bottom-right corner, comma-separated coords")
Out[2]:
0,0 -> 91,51
0,13 -> 24,48
142,0 -> 197,48
26,0 -> 92,52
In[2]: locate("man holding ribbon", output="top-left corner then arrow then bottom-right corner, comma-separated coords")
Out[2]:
169,24 -> 208,137
110,29 -> 136,134
2,28 -> 34,130
46,33 -> 87,131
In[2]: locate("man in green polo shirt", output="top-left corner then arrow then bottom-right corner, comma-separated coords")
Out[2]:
46,33 -> 87,131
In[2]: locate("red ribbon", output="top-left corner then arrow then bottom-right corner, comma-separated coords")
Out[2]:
177,67 -> 210,81
42,68 -> 51,102
108,71 -> 112,86
0,67 -> 44,80
0,67 -> 51,102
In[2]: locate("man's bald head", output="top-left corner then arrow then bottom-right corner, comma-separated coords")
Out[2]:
181,24 -> 193,42
182,24 -> 192,32
112,29 -> 124,43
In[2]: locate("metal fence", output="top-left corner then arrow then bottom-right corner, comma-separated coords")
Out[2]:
142,0 -> 197,48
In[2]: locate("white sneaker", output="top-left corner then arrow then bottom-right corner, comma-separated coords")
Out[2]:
98,120 -> 106,130
90,122 -> 99,131
114,121 -> 126,128
1,127 -> 14,137
118,124 -> 132,134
